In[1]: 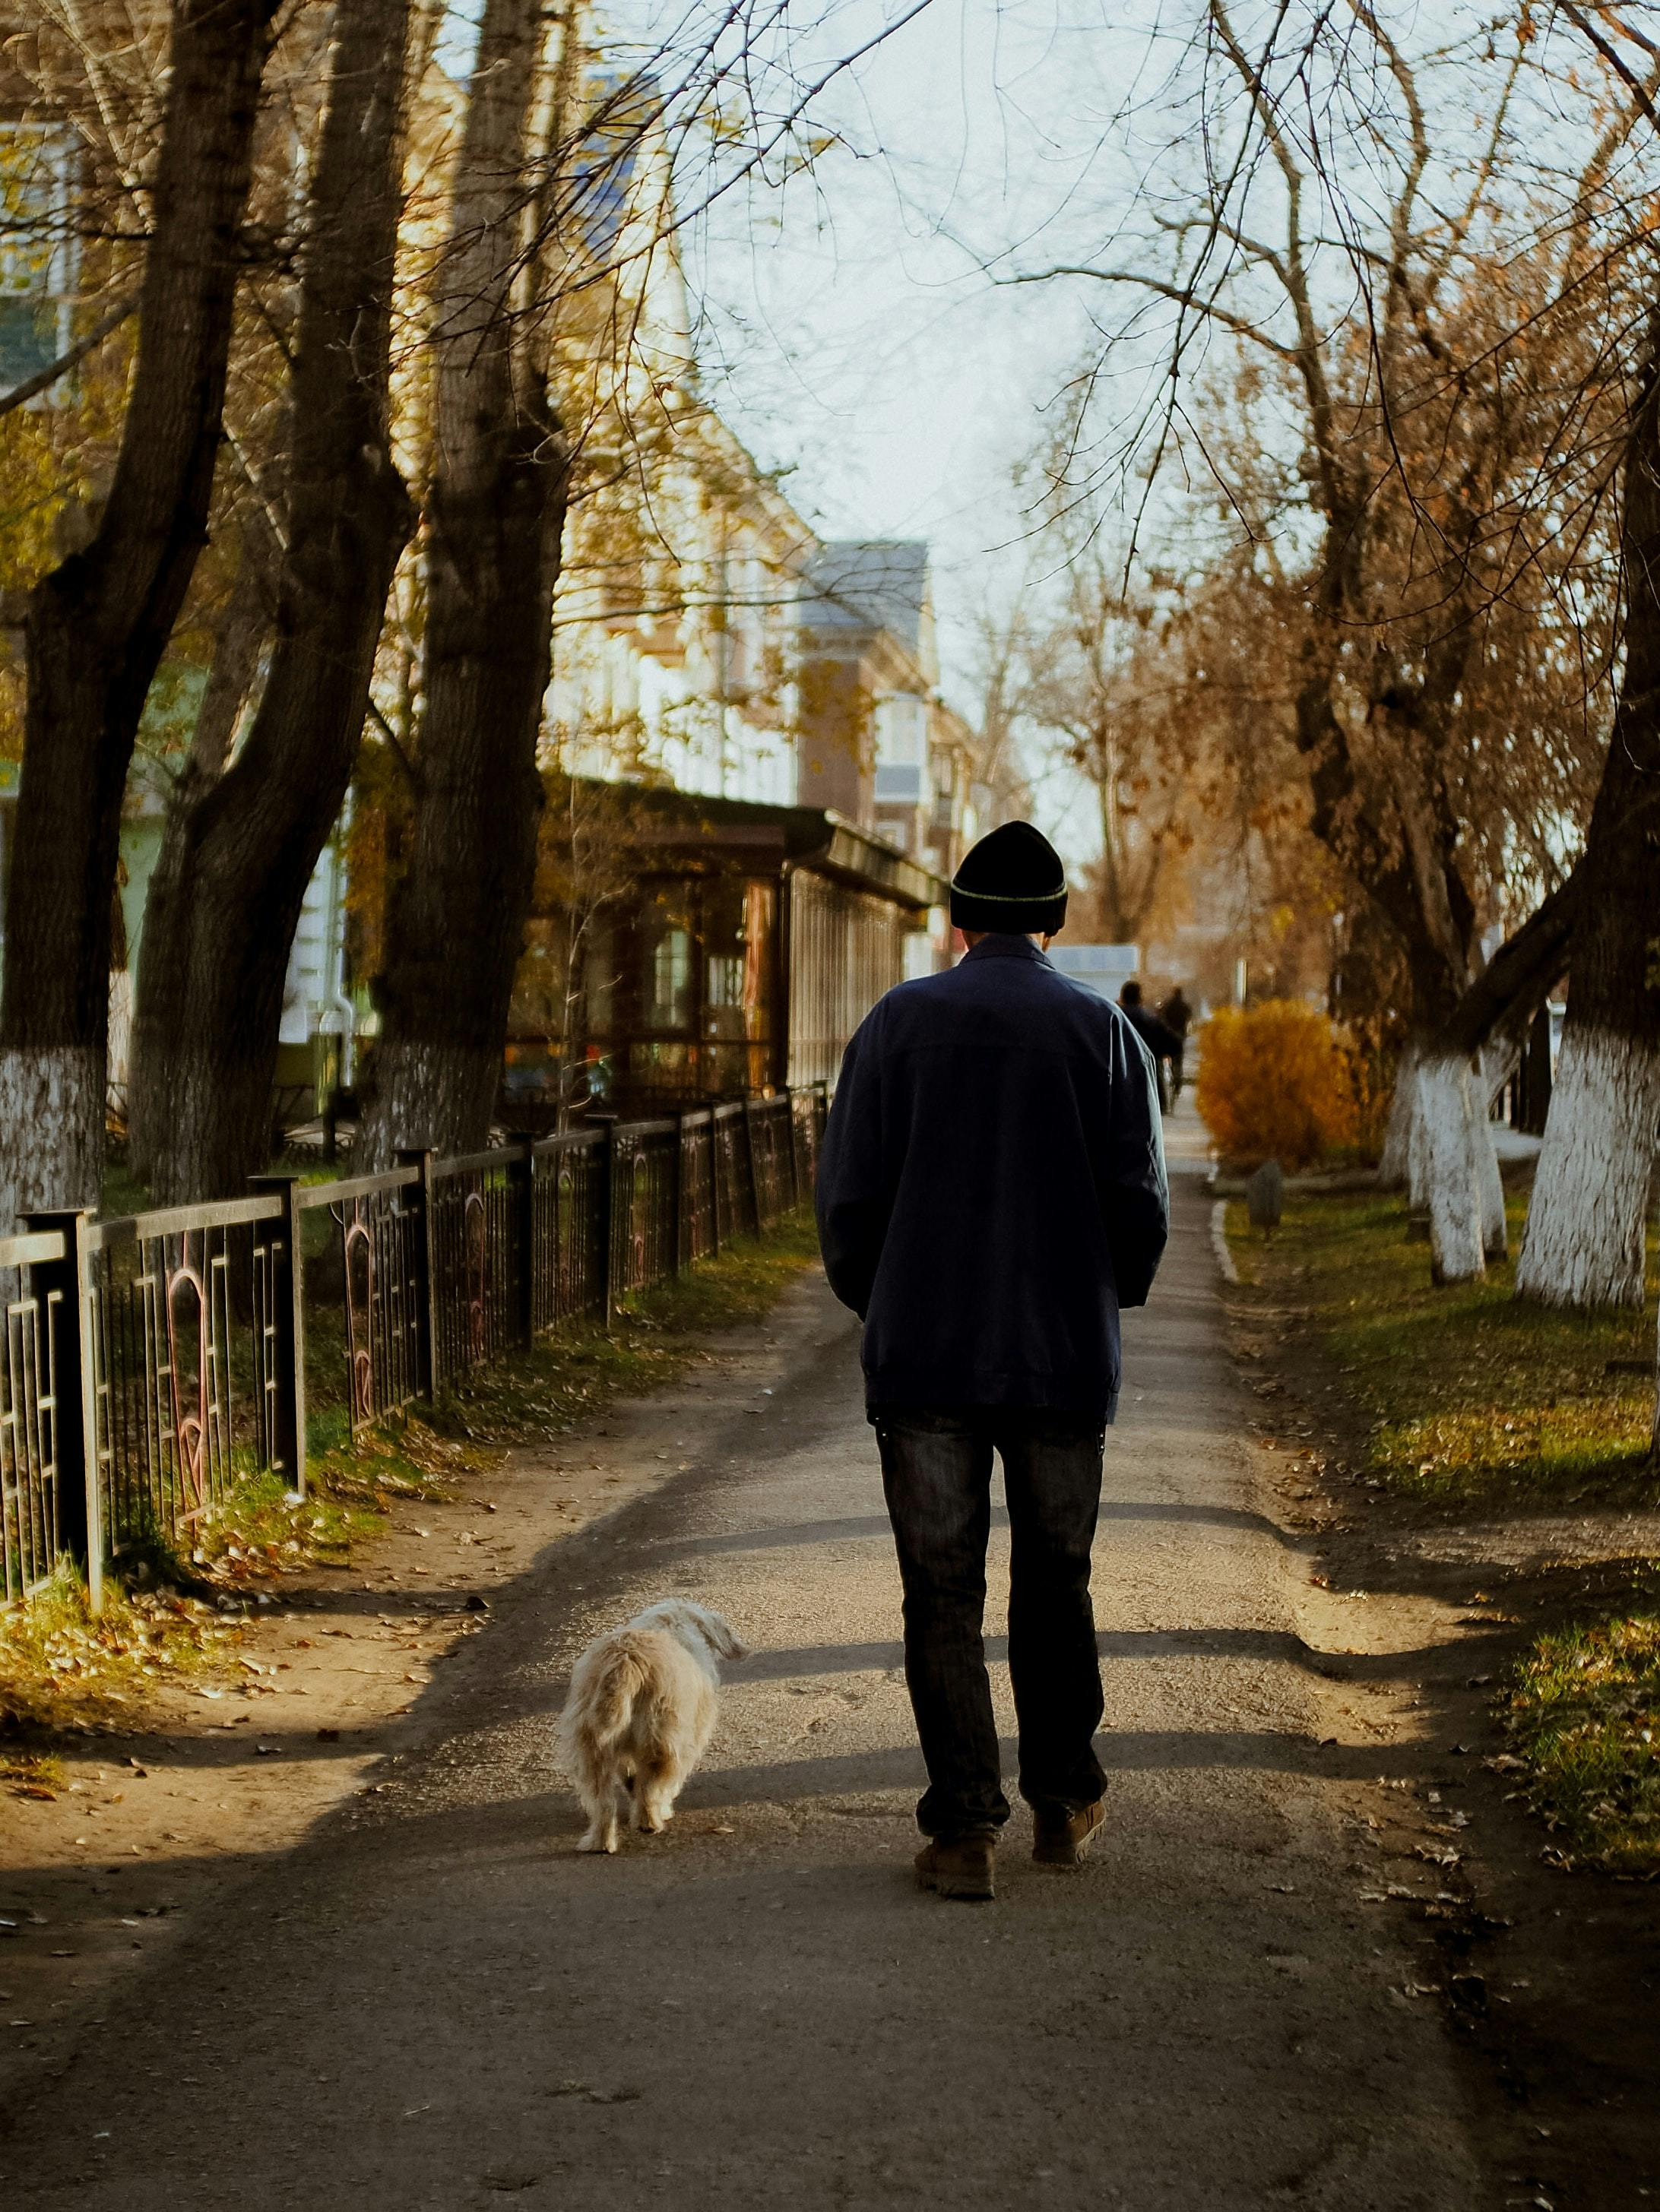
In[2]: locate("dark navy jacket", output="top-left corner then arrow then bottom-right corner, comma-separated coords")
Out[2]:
815,935 -> 1170,1421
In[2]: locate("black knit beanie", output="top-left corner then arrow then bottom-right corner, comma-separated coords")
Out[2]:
949,821 -> 1068,936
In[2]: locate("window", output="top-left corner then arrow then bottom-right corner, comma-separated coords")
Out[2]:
645,926 -> 692,1030
874,694 -> 927,804
0,127 -> 76,400
875,693 -> 927,764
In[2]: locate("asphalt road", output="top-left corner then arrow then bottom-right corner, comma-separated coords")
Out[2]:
2,1133 -> 1489,2209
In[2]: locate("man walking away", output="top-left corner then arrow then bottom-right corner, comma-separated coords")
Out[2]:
816,821 -> 1170,1903
1118,980 -> 1183,1113
1158,985 -> 1193,1101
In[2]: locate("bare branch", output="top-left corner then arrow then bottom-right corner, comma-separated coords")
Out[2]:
0,293 -> 136,419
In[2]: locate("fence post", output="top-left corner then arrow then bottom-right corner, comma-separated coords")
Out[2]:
708,1109 -> 723,1259
781,1086 -> 800,1210
249,1176 -> 308,1500
743,1096 -> 763,1233
397,1149 -> 440,1398
589,1116 -> 618,1329
672,1111 -> 689,1277
508,1143 -> 536,1346
24,1209 -> 102,1613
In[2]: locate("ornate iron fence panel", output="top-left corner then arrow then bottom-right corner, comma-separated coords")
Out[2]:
612,1121 -> 678,1299
680,1112 -> 716,1264
528,1131 -> 605,1330
430,1150 -> 521,1389
791,1081 -> 828,1193
711,1103 -> 751,1244
0,1231 -> 67,1604
748,1100 -> 792,1226
87,1198 -> 287,1556
303,1169 -> 424,1435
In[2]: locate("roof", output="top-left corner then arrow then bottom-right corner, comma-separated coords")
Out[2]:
577,780 -> 946,913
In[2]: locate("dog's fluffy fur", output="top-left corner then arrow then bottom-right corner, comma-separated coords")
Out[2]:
558,1598 -> 746,1853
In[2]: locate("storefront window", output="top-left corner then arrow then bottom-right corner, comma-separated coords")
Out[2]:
639,886 -> 695,1031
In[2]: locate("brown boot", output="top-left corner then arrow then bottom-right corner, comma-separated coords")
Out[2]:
1031,1797 -> 1107,1868
914,1834 -> 996,1901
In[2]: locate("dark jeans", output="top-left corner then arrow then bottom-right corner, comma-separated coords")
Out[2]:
873,1406 -> 1107,1839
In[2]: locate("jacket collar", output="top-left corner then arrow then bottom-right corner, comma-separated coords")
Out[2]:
960,934 -> 1050,967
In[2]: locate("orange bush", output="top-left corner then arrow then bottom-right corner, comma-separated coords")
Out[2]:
1194,1000 -> 1361,1169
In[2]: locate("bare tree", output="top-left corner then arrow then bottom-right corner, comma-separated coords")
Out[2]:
353,0 -> 575,1166
120,0 -> 417,1202
0,0 -> 280,1214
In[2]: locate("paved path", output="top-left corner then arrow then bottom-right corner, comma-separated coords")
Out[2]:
4,1128 -> 1489,2208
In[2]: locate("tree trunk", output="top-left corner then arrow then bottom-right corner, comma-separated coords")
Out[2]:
0,0 -> 277,1215
127,568 -> 271,1186
356,0 -> 570,1167
1379,1040 -> 1421,1187
125,0 -> 415,1204
1416,1053 -> 1486,1281
1518,318 -> 1660,1310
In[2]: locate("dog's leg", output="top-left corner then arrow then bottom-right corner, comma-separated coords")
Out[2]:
635,1756 -> 686,1834
576,1815 -> 616,1854
574,1761 -> 622,1854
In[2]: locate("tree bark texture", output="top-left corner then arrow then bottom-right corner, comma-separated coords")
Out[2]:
356,0 -> 570,1168
126,565 -> 271,1185
1416,1054 -> 1486,1282
1518,318 -> 1660,1309
125,0 -> 415,1203
0,0 -> 278,1214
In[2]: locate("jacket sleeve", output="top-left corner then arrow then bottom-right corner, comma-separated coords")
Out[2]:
1094,1018 -> 1171,1309
814,1010 -> 892,1320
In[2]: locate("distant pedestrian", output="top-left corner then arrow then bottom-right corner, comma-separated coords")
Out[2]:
1158,986 -> 1193,1100
1118,981 -> 1183,1112
816,821 -> 1170,1903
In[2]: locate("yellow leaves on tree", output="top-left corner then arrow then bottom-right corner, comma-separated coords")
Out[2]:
1195,999 -> 1363,1170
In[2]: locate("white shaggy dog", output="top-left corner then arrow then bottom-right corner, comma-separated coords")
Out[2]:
558,1598 -> 746,1854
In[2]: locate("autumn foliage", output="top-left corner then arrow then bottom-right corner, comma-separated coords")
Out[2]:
1195,1001 -> 1366,1170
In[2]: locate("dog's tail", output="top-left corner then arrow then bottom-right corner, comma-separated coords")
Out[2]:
559,1631 -> 656,1775
586,1638 -> 653,1747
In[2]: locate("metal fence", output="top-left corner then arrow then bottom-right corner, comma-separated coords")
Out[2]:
0,1085 -> 826,1610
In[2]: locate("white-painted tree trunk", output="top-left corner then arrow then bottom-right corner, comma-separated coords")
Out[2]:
1379,1043 -> 1421,1188
1418,1054 -> 1486,1283
1516,1027 -> 1660,1309
1474,1039 -> 1518,1261
1406,1072 -> 1431,1211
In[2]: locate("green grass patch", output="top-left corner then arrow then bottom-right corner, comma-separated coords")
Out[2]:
1228,1187 -> 1659,1509
175,1468 -> 386,1587
0,1748 -> 65,1791
1506,1606 -> 1660,1874
1,1562 -> 243,1736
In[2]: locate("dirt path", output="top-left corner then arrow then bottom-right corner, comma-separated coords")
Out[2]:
1,1120 -> 1519,2209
